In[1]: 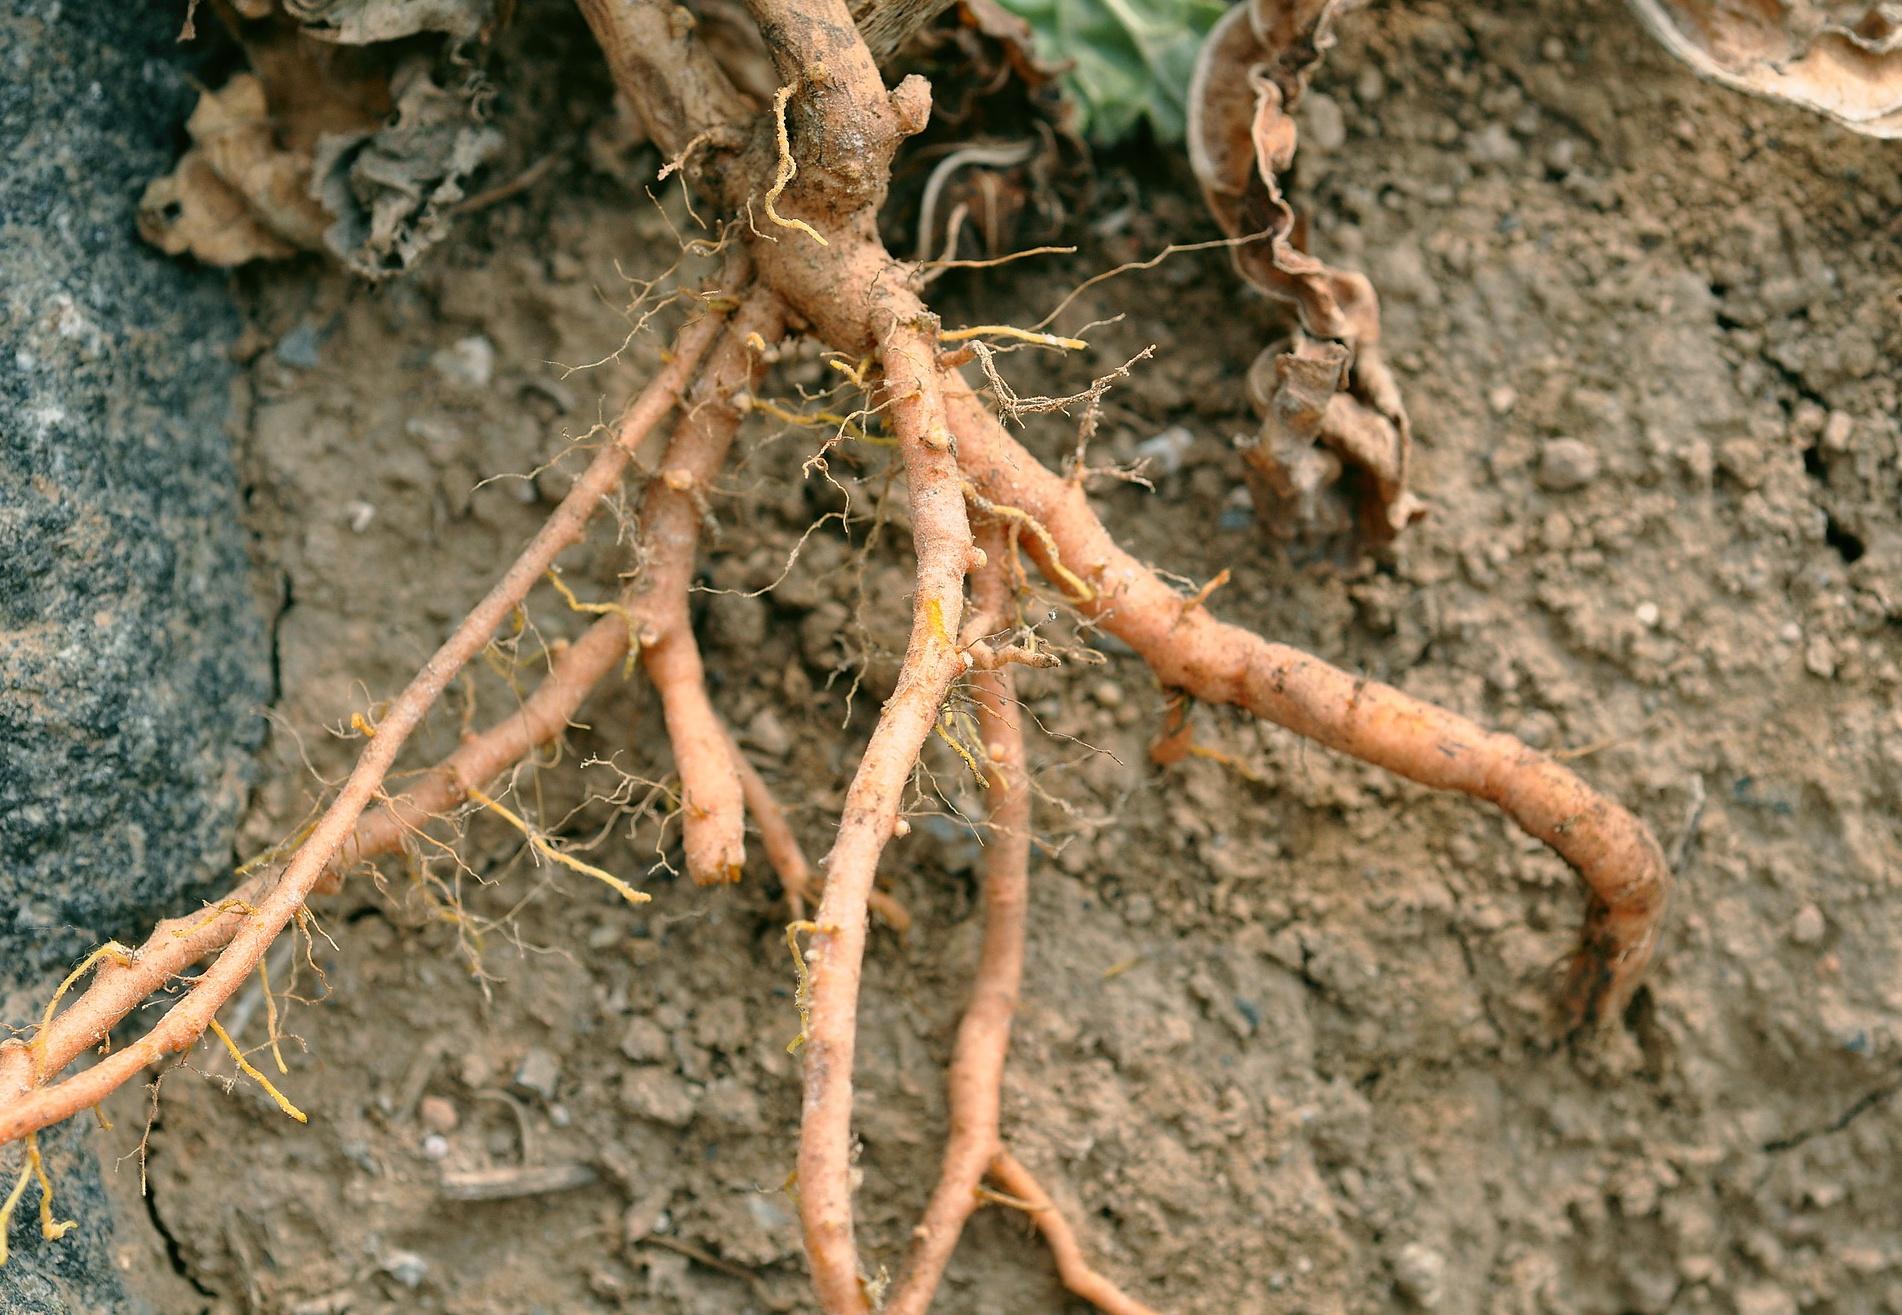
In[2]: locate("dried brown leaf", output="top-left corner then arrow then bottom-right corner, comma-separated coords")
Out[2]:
1188,0 -> 1422,544
1630,0 -> 1902,137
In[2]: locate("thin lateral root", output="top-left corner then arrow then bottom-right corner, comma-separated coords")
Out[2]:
465,786 -> 652,906
988,1150 -> 1163,1315
785,920 -> 820,1054
961,481 -> 1093,602
258,959 -> 287,1077
547,568 -> 639,675
208,1019 -> 307,1124
27,1134 -> 75,1243
939,325 -> 1086,352
33,943 -> 133,1074
765,84 -> 828,247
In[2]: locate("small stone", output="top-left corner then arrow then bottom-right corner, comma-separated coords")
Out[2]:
1635,601 -> 1660,628
420,1133 -> 450,1161
619,1016 -> 669,1063
512,1047 -> 560,1100
1541,36 -> 1567,63
431,334 -> 495,390
419,1096 -> 459,1133
1355,66 -> 1385,104
1734,1285 -> 1797,1315
1392,1242 -> 1445,1308
624,1188 -> 672,1244
589,1267 -> 631,1301
619,1066 -> 696,1127
1092,680 -> 1124,709
1805,634 -> 1837,679
1466,122 -> 1520,166
744,708 -> 794,759
458,1051 -> 495,1088
1487,385 -> 1517,415
274,320 -> 324,370
1544,138 -> 1578,174
1822,411 -> 1854,451
1135,424 -> 1195,476
1536,438 -> 1600,492
1791,903 -> 1826,946
1302,92 -> 1347,152
381,1250 -> 430,1289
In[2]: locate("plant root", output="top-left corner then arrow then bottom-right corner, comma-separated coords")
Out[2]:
988,1150 -> 1163,1315
946,376 -> 1670,1025
630,294 -> 787,884
724,723 -> 911,932
798,315 -> 976,1313
885,525 -> 1030,1315
0,299 -> 733,1144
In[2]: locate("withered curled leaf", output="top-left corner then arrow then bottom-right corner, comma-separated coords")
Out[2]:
137,74 -> 334,267
1628,0 -> 1902,137
1188,0 -> 1422,545
142,2 -> 502,276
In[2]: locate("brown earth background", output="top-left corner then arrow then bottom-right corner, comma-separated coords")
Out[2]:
97,1 -> 1902,1312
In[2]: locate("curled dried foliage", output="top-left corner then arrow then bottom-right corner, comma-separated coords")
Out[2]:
143,4 -> 501,275
1188,0 -> 1421,545
137,73 -> 337,265
1630,0 -> 1902,137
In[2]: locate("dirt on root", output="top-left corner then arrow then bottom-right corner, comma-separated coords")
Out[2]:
100,1 -> 1902,1313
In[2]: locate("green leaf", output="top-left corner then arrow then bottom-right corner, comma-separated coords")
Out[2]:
995,0 -> 1227,144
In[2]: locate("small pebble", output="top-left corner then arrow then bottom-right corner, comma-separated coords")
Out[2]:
1487,385 -> 1517,415
1303,92 -> 1347,153
512,1047 -> 561,1100
1791,904 -> 1826,946
619,1016 -> 669,1063
1734,1285 -> 1797,1315
1355,66 -> 1385,104
381,1251 -> 430,1289
419,1095 -> 459,1133
1466,122 -> 1520,166
1822,411 -> 1854,451
1092,680 -> 1124,709
1135,424 -> 1195,476
1392,1242 -> 1446,1308
1536,437 -> 1600,492
431,335 -> 495,390
1635,601 -> 1660,628
274,320 -> 325,370
619,1067 -> 696,1127
420,1133 -> 450,1162
744,708 -> 794,759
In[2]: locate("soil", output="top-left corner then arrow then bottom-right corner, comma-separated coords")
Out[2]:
96,1 -> 1902,1312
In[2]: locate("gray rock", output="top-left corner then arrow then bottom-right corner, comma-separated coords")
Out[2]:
1536,437 -> 1602,492
1392,1241 -> 1446,1308
619,1067 -> 696,1127
512,1047 -> 562,1100
618,1016 -> 670,1063
1,2 -> 267,1306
